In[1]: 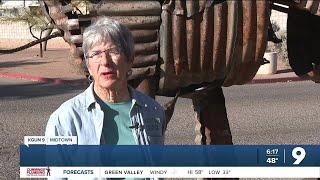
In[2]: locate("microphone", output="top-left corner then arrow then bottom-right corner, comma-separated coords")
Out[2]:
129,122 -> 140,129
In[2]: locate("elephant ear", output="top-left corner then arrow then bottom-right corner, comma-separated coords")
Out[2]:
159,0 -> 234,95
159,0 -> 269,95
223,0 -> 269,87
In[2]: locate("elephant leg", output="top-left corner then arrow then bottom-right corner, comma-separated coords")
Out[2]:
192,86 -> 233,145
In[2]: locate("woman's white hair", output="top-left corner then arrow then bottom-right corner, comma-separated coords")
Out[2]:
82,17 -> 135,65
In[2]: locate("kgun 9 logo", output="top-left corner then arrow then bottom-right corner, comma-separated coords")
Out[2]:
292,147 -> 306,165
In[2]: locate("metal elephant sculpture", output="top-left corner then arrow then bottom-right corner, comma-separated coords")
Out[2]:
39,0 -> 320,144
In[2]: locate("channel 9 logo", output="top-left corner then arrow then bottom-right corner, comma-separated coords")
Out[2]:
292,147 -> 306,165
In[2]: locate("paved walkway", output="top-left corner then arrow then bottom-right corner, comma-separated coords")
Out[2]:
0,48 -> 86,85
0,48 -> 306,85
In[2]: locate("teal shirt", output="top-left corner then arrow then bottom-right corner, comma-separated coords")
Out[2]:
99,100 -> 145,180
98,99 -> 136,145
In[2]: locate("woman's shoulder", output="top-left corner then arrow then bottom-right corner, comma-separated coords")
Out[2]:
49,90 -> 89,120
61,91 -> 87,109
47,91 -> 89,135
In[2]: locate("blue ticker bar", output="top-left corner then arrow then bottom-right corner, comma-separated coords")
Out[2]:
20,145 -> 320,167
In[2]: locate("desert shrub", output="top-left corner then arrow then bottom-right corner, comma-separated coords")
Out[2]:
277,30 -> 289,66
266,21 -> 289,66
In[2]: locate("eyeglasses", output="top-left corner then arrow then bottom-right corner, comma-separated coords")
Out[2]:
87,47 -> 121,63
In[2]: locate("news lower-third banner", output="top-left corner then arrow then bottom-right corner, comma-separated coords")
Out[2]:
21,145 -> 320,167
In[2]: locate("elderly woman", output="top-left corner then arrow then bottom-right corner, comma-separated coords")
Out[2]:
45,17 -> 166,145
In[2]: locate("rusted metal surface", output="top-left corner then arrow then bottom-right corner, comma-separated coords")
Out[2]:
159,0 -> 268,94
223,0 -> 269,86
93,16 -> 161,30
88,1 -> 161,16
159,0 -> 234,95
129,65 -> 157,80
133,54 -> 159,68
186,1 -> 201,73
131,30 -> 158,43
212,2 -> 228,79
134,41 -> 158,56
42,0 -> 162,80
216,0 -> 269,86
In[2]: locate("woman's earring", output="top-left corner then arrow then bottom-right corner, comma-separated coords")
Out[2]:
126,69 -> 132,77
87,74 -> 94,82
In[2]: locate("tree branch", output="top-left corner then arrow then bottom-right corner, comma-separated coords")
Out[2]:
29,24 -> 39,40
0,31 -> 63,54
